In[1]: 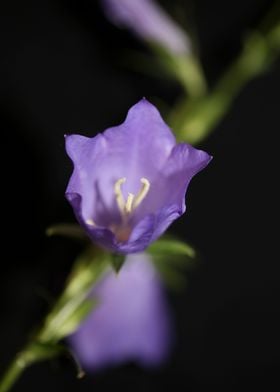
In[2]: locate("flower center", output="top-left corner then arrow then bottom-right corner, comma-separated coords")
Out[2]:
114,177 -> 150,218
85,177 -> 150,243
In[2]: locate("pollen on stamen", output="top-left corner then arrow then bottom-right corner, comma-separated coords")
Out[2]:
86,219 -> 95,226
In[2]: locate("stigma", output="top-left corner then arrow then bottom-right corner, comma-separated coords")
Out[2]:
114,177 -> 150,218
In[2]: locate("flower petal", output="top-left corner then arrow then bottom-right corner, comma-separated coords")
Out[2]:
162,143 -> 212,212
65,133 -> 116,227
69,253 -> 172,370
117,214 -> 155,253
151,204 -> 181,242
101,98 -> 176,196
135,143 -> 212,221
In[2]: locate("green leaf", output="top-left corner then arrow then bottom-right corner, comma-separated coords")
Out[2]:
44,298 -> 97,341
46,223 -> 88,241
38,246 -> 110,343
156,261 -> 189,290
148,236 -> 196,290
148,236 -> 196,259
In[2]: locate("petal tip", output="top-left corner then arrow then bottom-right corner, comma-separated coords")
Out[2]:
204,152 -> 213,166
126,98 -> 162,123
191,148 -> 213,170
65,134 -> 90,158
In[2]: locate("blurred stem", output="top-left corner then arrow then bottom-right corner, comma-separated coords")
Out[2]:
169,10 -> 280,144
0,342 -> 63,392
0,246 -> 109,392
167,53 -> 207,98
0,350 -> 28,392
151,43 -> 207,98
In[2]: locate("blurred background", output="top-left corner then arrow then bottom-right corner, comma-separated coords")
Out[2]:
0,0 -> 279,391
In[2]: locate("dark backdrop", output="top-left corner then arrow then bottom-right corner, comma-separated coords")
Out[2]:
0,0 -> 279,391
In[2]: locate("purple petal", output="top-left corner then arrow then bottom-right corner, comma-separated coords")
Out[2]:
101,98 -> 176,196
65,133 -> 114,227
151,204 -> 181,242
69,253 -> 173,370
117,214 -> 155,253
134,143 -> 212,223
101,0 -> 190,54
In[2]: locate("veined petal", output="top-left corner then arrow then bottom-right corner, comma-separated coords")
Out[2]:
151,204 -> 181,242
65,133 -> 117,227
135,142 -> 212,221
101,98 -> 176,195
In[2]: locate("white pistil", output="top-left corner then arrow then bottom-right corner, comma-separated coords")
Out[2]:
114,176 -> 150,218
124,192 -> 135,214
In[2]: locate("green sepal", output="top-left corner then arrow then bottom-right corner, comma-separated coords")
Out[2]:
110,253 -> 126,273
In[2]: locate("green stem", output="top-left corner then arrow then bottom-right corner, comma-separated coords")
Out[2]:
0,351 -> 28,392
170,54 -> 207,98
169,18 -> 280,144
0,342 -> 61,392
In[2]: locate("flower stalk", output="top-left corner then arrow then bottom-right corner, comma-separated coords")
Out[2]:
150,44 -> 207,98
0,346 -> 32,392
169,16 -> 280,144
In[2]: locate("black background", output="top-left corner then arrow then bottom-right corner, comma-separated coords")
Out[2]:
0,0 -> 279,391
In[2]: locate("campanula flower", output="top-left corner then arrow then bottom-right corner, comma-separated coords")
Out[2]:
65,99 -> 211,254
101,0 -> 190,54
69,253 -> 172,370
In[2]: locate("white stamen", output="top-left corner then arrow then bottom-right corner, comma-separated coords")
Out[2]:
86,219 -> 95,226
114,177 -> 126,212
133,178 -> 150,209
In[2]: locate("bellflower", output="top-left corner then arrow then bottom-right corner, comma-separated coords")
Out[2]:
65,99 -> 211,254
69,253 -> 172,370
101,0 -> 190,54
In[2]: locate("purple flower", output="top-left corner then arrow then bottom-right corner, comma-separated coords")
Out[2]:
69,253 -> 172,370
65,99 -> 211,254
101,0 -> 190,54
